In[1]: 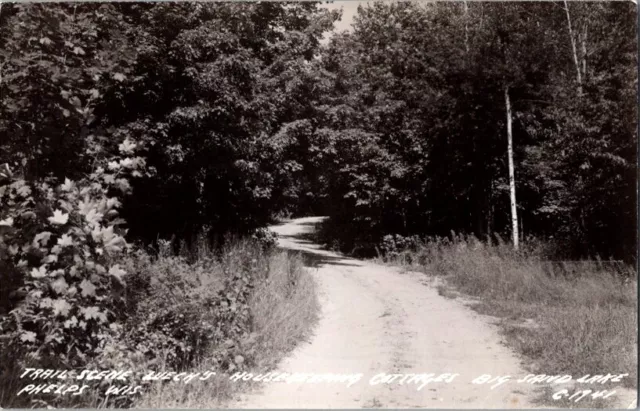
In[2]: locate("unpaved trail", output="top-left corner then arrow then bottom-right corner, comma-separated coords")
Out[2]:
231,217 -> 546,408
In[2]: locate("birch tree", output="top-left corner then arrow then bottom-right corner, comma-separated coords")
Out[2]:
564,0 -> 583,94
505,85 -> 519,249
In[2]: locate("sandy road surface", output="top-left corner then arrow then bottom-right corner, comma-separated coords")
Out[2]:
230,217 -> 557,408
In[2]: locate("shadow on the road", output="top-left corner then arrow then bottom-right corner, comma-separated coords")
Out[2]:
279,236 -> 316,246
283,249 -> 362,269
275,218 -> 361,269
294,220 -> 323,227
294,231 -> 322,244
277,219 -> 325,242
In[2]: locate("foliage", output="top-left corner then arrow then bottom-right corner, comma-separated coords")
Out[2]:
0,131 -> 145,360
0,128 -> 148,408
307,2 -> 636,262
110,239 -> 311,408
0,2 -> 340,245
131,248 -> 318,409
379,234 -> 422,258
95,2 -> 340,242
116,244 -> 262,373
0,3 -> 139,181
251,228 -> 279,251
0,4 -> 338,407
3,1 -> 633,258
0,2 -> 636,406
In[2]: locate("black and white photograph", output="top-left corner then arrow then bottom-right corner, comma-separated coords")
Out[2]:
0,0 -> 637,408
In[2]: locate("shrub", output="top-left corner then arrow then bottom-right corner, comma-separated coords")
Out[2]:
132,246 -> 319,409
251,228 -> 279,251
0,134 -> 148,407
0,129 -> 309,408
379,234 -> 423,260
118,240 -> 267,368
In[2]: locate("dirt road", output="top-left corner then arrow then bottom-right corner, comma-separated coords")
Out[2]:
232,217 -> 542,408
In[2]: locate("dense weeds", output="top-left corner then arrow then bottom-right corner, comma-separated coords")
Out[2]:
133,243 -> 318,409
1,232 -> 317,409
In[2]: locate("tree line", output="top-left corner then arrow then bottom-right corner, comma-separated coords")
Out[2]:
293,1 -> 637,262
1,1 -> 636,262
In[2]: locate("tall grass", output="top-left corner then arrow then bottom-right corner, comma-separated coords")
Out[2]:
133,239 -> 318,408
382,234 -> 637,400
0,234 -> 318,409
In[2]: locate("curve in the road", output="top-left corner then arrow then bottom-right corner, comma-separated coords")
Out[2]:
233,217 -> 542,409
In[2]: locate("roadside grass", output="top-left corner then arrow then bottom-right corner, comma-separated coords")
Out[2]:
0,232 -> 318,409
381,235 -> 637,407
133,245 -> 319,408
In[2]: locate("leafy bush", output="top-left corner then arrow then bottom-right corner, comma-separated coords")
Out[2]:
0,118 -> 302,409
379,234 -> 423,258
0,134 -> 148,407
111,238 -> 295,408
251,228 -> 279,251
0,135 -> 146,356
118,239 -> 270,371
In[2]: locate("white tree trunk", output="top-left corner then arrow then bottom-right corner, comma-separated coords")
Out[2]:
581,24 -> 587,81
0,2 -> 3,87
463,0 -> 470,54
505,86 -> 519,250
563,0 -> 582,94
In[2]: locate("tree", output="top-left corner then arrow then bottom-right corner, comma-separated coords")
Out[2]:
310,1 -> 636,262
505,85 -> 519,249
1,2 -> 340,245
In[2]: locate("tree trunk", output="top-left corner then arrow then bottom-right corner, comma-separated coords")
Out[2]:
463,1 -> 470,54
563,0 -> 582,95
0,2 -> 3,87
505,85 -> 519,250
581,24 -> 587,81
485,177 -> 494,244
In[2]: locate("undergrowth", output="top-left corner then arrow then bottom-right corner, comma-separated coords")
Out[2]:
0,132 -> 317,409
1,229 -> 318,409
132,242 -> 318,408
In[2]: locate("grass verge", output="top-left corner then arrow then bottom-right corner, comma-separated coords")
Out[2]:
381,235 -> 637,408
0,235 -> 318,409
133,245 -> 319,408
